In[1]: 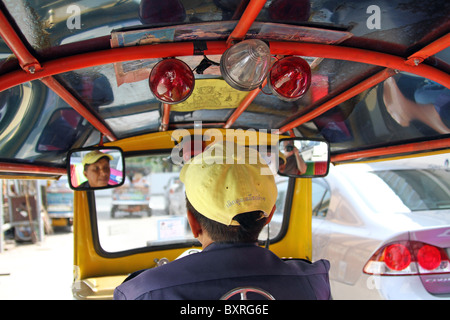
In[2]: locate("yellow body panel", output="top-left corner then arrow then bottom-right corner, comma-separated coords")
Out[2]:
106,128 -> 281,151
270,178 -> 312,260
73,130 -> 312,299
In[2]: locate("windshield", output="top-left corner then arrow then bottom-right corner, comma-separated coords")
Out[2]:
94,152 -> 289,253
372,169 -> 450,211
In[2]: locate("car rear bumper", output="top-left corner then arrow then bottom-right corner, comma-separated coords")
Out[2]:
331,274 -> 450,300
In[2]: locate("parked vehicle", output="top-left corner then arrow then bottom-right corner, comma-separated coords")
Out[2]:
165,176 -> 186,216
45,177 -> 73,228
311,154 -> 450,299
149,172 -> 179,214
111,173 -> 151,218
2,180 -> 41,242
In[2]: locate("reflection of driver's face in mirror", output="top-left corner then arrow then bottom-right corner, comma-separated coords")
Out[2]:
81,151 -> 112,188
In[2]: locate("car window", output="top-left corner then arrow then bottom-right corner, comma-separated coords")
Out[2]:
372,169 -> 450,211
94,153 -> 289,253
312,178 -> 330,218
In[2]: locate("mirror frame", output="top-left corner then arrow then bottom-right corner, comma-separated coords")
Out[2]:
67,146 -> 125,190
277,138 -> 330,178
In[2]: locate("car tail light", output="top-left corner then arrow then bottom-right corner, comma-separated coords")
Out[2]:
383,243 -> 411,271
417,244 -> 442,271
364,241 -> 450,276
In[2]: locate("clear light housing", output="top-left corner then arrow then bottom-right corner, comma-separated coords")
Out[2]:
268,56 -> 311,101
220,39 -> 271,91
149,58 -> 195,104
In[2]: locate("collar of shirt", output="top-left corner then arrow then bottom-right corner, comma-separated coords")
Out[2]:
202,242 -> 259,252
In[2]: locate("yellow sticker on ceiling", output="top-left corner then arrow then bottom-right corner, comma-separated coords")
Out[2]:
170,79 -> 248,112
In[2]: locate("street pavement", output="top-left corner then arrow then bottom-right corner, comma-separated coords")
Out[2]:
0,230 -> 74,300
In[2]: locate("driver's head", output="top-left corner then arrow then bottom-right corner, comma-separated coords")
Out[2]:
180,141 -> 277,242
82,151 -> 112,188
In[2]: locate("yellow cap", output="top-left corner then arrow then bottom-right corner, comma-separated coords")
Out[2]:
82,150 -> 113,166
180,142 -> 278,226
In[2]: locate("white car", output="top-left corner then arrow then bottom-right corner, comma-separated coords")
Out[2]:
311,154 -> 450,299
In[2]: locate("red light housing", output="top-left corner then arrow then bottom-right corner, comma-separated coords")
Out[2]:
364,241 -> 450,276
383,244 -> 411,271
417,244 -> 442,271
149,58 -> 195,104
268,56 -> 311,101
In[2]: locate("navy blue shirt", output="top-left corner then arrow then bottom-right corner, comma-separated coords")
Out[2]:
114,243 -> 331,300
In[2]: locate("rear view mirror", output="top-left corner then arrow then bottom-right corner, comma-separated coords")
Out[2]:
67,147 -> 125,190
278,138 -> 330,178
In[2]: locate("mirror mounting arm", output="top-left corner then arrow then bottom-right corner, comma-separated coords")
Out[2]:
99,134 -> 104,147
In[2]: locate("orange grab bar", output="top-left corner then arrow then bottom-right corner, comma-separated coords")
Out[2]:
0,162 -> 66,175
331,138 -> 450,163
41,76 -> 117,141
0,41 -> 448,93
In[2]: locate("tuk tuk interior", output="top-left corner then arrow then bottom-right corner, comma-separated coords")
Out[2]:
0,0 -> 448,299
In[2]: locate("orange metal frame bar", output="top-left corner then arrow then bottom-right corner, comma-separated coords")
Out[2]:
277,68 -> 396,134
40,76 -> 117,141
1,41 -> 448,93
331,137 -> 450,163
0,9 -> 41,73
406,33 -> 450,66
0,9 -> 448,171
224,79 -> 267,128
224,33 -> 450,130
170,0 -> 265,129
0,10 -> 118,142
0,42 -> 210,92
161,103 -> 171,131
0,162 -> 66,175
227,0 -> 266,45
0,40 -> 447,139
269,42 -> 450,88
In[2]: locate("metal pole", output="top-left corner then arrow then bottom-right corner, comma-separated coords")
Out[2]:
36,180 -> 44,243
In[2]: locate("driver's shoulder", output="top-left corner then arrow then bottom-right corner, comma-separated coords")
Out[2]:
115,250 -> 206,298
